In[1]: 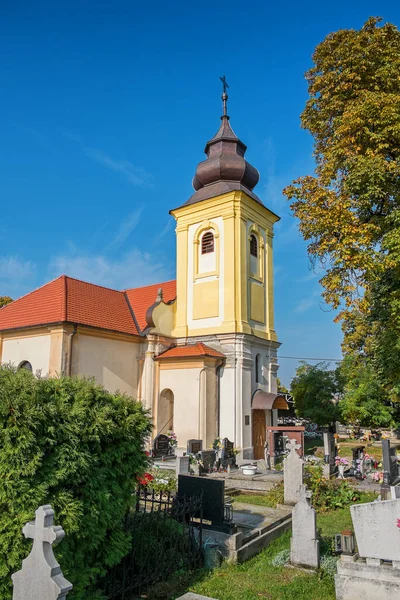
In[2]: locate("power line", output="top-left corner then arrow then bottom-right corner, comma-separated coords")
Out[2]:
279,355 -> 342,362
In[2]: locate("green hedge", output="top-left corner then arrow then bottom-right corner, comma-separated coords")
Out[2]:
0,365 -> 152,599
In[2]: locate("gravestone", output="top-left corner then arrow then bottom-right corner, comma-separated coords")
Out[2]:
200,449 -> 216,473
283,438 -> 304,505
187,439 -> 203,455
382,439 -> 399,485
152,433 -> 170,458
322,432 -> 337,479
221,438 -> 235,468
12,505 -> 73,600
349,446 -> 365,479
178,474 -> 234,533
290,485 -> 319,569
390,485 -> 400,500
176,455 -> 190,478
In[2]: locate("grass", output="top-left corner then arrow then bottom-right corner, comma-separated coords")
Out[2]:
146,491 -> 379,600
338,443 -> 382,461
304,437 -> 324,455
188,531 -> 335,600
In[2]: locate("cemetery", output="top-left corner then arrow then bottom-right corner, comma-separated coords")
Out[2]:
3,11 -> 400,600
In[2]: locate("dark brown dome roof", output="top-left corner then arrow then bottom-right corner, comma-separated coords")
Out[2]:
183,92 -> 262,207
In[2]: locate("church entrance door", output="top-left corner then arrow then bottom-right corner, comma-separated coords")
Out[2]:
252,409 -> 266,460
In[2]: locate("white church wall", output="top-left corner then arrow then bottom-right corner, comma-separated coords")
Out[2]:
73,333 -> 138,398
219,365 -> 236,443
2,334 -> 51,375
158,367 -> 200,448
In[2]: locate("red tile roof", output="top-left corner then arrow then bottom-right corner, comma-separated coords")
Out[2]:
155,342 -> 225,360
0,275 -> 177,336
125,280 -> 176,331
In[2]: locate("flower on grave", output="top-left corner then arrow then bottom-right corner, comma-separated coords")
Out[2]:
137,472 -> 154,486
212,437 -> 222,450
166,431 -> 178,448
371,471 -> 383,483
335,456 -> 349,466
397,519 -> 400,529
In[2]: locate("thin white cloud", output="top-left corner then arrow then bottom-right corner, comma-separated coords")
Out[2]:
295,271 -> 320,283
49,249 -> 173,290
0,256 -> 35,281
64,131 -> 153,188
0,256 -> 36,299
107,207 -> 144,250
294,298 -> 315,313
155,219 -> 174,242
83,147 -> 153,188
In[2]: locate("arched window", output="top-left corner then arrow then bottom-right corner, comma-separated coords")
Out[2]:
201,231 -> 214,254
18,361 -> 32,373
250,234 -> 258,257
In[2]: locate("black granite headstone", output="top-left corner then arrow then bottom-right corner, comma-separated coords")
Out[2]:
382,440 -> 399,485
200,449 -> 216,473
221,438 -> 236,468
177,474 -> 234,533
187,439 -> 203,455
152,434 -> 170,458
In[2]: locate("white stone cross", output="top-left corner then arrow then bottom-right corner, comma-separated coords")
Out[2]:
23,504 -> 65,548
286,438 -> 301,453
12,505 -> 73,600
298,484 -> 313,504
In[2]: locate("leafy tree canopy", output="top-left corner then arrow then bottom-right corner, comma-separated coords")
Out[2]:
291,362 -> 341,426
284,16 -> 400,315
339,355 -> 394,427
0,296 -> 12,308
277,377 -> 289,394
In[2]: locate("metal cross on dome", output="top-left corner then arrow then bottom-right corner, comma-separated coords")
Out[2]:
220,75 -> 229,94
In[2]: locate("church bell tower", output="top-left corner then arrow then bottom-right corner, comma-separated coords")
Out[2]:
170,84 -> 280,342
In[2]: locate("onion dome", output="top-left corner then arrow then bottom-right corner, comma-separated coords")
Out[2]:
184,83 -> 262,207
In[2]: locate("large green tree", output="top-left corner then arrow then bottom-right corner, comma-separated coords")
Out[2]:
339,354 -> 394,427
284,16 -> 400,315
284,17 -> 400,411
291,362 -> 341,426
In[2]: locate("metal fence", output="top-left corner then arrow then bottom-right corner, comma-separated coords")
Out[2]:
102,486 -> 203,599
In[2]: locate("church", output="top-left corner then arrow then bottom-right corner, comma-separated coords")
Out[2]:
0,88 -> 288,459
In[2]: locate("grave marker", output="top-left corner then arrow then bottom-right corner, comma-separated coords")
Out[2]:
221,438 -> 236,468
283,438 -> 304,505
322,432 -> 337,479
290,485 -> 319,569
187,439 -> 203,455
12,505 -> 72,600
152,433 -> 170,458
176,456 -> 190,478
382,439 -> 399,485
200,449 -> 216,473
178,474 -> 234,533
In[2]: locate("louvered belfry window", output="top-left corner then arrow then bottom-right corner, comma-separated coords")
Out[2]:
250,234 -> 258,257
201,231 -> 214,254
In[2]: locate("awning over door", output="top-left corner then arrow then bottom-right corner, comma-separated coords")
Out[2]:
252,390 -> 289,410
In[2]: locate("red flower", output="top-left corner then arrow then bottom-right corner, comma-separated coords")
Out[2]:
137,472 -> 154,486
397,519 -> 400,529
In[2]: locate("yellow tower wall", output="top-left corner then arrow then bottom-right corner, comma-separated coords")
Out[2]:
171,190 -> 279,341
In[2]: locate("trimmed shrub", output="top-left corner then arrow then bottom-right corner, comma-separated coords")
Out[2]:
0,364 -> 152,599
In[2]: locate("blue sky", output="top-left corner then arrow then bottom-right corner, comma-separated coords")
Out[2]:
1,2 -> 397,386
